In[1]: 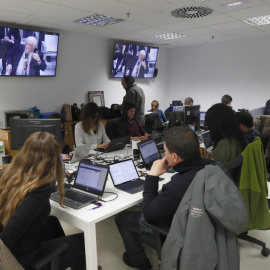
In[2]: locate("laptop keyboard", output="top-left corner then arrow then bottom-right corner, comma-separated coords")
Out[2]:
120,179 -> 144,191
64,189 -> 95,203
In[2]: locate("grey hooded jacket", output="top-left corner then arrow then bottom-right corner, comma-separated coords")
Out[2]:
161,164 -> 248,270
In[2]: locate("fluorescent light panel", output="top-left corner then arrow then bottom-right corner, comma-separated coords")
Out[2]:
220,1 -> 248,8
243,15 -> 270,26
73,13 -> 125,27
152,32 -> 188,40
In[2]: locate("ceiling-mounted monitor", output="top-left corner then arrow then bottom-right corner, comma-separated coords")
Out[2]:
110,42 -> 159,78
0,25 -> 59,77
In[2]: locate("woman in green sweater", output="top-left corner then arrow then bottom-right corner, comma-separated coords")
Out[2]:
204,103 -> 247,163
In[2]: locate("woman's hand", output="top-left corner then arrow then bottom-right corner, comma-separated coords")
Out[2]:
61,154 -> 71,161
140,134 -> 150,141
98,143 -> 109,149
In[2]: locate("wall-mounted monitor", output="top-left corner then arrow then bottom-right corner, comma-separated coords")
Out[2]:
0,25 -> 59,77
111,42 -> 159,78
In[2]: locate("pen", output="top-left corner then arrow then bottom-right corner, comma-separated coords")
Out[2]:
92,205 -> 102,210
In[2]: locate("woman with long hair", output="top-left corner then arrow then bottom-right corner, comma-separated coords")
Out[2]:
0,132 -> 86,269
117,102 -> 149,141
75,102 -> 110,149
203,103 -> 247,163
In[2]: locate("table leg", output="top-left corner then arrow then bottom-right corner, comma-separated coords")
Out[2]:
84,223 -> 98,270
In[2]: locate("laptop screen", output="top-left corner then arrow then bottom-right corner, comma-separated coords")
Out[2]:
109,159 -> 139,185
73,161 -> 108,195
138,139 -> 160,166
200,112 -> 206,121
201,131 -> 213,149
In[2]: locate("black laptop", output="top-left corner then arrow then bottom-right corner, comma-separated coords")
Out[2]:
138,139 -> 161,170
108,159 -> 145,194
50,159 -> 109,209
95,136 -> 130,153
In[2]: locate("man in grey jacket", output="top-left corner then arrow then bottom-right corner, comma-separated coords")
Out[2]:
113,75 -> 145,125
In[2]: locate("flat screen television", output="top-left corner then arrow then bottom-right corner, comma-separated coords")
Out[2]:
0,25 -> 59,77
10,118 -> 62,150
111,42 -> 159,78
184,105 -> 200,131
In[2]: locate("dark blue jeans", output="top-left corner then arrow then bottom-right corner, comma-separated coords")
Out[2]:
115,210 -> 153,266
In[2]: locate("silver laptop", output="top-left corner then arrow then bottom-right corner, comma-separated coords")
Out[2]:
201,130 -> 213,152
50,159 -> 109,209
63,144 -> 91,164
108,159 -> 144,194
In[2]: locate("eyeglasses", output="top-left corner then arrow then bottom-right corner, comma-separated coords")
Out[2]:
152,105 -> 158,108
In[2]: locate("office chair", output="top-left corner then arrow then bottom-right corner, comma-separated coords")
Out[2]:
167,111 -> 185,130
0,238 -> 68,270
105,118 -> 120,140
259,132 -> 270,173
236,137 -> 270,256
144,112 -> 164,134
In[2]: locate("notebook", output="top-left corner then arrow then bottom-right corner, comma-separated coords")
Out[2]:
138,139 -> 161,170
95,136 -> 130,153
50,159 -> 109,209
108,159 -> 144,194
201,130 -> 214,152
63,144 -> 92,164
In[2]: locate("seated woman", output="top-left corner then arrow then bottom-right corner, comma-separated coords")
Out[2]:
75,102 -> 110,149
148,100 -> 168,122
48,113 -> 74,161
203,103 -> 247,163
0,132 -> 86,270
117,102 -> 149,141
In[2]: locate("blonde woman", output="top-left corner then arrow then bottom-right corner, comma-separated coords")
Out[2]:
0,132 -> 86,269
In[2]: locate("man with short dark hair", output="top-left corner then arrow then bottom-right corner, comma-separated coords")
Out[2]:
221,94 -> 232,106
235,111 -> 260,143
115,126 -> 213,270
184,97 -> 193,106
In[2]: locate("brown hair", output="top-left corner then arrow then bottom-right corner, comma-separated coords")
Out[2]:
81,102 -> 100,135
0,132 -> 65,226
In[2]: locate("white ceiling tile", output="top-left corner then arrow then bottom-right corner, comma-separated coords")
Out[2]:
226,5 -> 270,20
209,21 -> 250,31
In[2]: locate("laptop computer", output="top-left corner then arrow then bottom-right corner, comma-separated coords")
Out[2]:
201,130 -> 214,152
108,159 -> 145,194
63,144 -> 92,164
138,139 -> 161,170
200,112 -> 206,126
95,136 -> 130,153
50,159 -> 109,209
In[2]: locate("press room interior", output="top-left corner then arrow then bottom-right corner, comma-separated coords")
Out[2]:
0,0 -> 270,115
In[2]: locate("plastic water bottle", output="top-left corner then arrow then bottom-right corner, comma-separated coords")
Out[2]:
0,141 -> 5,165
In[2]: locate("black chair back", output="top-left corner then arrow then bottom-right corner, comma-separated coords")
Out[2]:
105,118 -> 120,140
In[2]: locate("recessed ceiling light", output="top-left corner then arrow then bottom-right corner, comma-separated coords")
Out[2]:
171,6 -> 213,19
152,32 -> 188,40
242,15 -> 270,26
220,1 -> 248,8
73,13 -> 125,27
193,0 -> 208,3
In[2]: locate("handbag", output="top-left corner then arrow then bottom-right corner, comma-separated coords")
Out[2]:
61,104 -> 72,122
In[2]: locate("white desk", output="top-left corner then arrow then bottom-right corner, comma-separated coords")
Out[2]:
51,147 -> 172,270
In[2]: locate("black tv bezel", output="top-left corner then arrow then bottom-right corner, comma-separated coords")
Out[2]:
110,41 -> 159,79
0,24 -> 60,77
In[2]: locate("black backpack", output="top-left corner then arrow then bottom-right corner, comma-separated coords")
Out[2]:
71,103 -> 81,121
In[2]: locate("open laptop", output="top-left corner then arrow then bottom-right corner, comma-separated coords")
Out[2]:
201,130 -> 214,152
95,136 -> 130,153
138,139 -> 161,170
108,159 -> 145,194
50,159 -> 109,209
63,144 -> 92,164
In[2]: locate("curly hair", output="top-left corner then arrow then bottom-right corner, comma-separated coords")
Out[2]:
81,102 -> 100,135
0,132 -> 65,226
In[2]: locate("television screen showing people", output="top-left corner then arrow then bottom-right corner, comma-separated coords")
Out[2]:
111,42 -> 159,78
0,25 -> 59,76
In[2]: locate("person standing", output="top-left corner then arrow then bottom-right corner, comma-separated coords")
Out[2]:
113,75 -> 146,126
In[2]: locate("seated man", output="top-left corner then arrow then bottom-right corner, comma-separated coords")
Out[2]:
235,110 -> 260,143
184,97 -> 193,106
115,126 -> 214,270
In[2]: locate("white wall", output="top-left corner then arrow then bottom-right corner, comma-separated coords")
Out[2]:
167,35 -> 270,112
0,32 -> 168,114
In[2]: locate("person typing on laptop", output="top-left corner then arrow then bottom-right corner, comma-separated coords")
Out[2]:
75,102 -> 111,150
115,126 -> 214,270
117,102 -> 150,141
